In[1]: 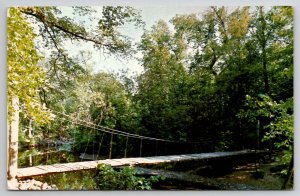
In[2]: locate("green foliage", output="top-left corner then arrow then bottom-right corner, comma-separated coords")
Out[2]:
97,6 -> 144,55
137,20 -> 192,141
169,6 -> 292,150
17,6 -> 144,144
20,6 -> 143,60
238,95 -> 293,173
7,7 -> 54,125
34,171 -> 97,190
63,72 -> 143,153
237,94 -> 277,122
11,5 -> 293,161
55,172 -> 96,190
264,99 -> 293,148
95,164 -> 165,190
238,95 -> 293,148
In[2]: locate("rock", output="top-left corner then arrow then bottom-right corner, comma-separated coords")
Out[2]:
19,183 -> 30,190
8,179 -> 57,190
34,181 -> 43,186
42,183 -> 49,190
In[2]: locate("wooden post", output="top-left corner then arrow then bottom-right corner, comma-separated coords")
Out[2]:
46,150 -> 49,165
109,133 -> 113,159
139,139 -> 143,157
7,96 -> 19,180
93,127 -> 96,160
124,136 -> 128,158
29,154 -> 32,167
155,141 -> 158,156
96,133 -> 104,160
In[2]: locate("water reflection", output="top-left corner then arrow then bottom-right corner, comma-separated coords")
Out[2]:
18,147 -> 81,168
34,170 -> 97,190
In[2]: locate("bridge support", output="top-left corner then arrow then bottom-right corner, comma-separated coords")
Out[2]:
124,136 -> 128,158
139,139 -> 143,157
7,97 -> 19,180
109,133 -> 113,159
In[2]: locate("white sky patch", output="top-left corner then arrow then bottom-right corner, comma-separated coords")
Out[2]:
34,6 -> 250,77
100,8 -> 199,76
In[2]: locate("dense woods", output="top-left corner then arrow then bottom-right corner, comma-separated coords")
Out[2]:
7,6 -> 293,189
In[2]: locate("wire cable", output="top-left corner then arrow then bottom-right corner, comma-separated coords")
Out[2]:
51,110 -> 203,144
53,110 -> 179,143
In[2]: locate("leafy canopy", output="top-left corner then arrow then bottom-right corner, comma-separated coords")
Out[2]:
7,7 -> 54,124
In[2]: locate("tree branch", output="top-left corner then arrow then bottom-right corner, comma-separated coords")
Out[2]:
21,8 -> 114,48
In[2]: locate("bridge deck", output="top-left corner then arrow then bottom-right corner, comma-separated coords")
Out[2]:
16,150 -> 262,178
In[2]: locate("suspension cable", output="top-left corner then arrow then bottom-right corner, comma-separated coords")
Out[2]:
55,111 -> 178,143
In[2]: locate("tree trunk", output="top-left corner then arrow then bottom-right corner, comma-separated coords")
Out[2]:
281,153 -> 294,189
258,7 -> 269,94
29,154 -> 33,167
262,47 -> 269,94
27,118 -> 35,147
7,96 -> 19,180
28,119 -> 33,139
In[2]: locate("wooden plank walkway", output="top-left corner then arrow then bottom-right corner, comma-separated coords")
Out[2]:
16,150 -> 263,179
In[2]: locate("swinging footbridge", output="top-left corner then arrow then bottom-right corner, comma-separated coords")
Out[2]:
17,150 -> 262,178
16,111 -> 267,179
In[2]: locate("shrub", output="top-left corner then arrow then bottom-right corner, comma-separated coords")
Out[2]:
95,164 -> 164,190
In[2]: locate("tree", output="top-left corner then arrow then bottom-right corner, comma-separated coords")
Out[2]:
137,20 -> 191,143
7,7 -> 53,180
20,6 -> 143,57
237,95 -> 293,187
169,7 -> 254,149
168,6 -> 293,151
14,6 -> 144,144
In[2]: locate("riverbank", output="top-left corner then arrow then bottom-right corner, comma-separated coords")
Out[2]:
8,179 -> 57,190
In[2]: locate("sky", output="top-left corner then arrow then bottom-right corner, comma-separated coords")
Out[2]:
45,6 -> 208,76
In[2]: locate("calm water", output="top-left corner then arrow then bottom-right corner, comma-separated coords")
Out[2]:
18,147 -> 80,168
19,144 -> 125,168
17,141 -> 100,168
